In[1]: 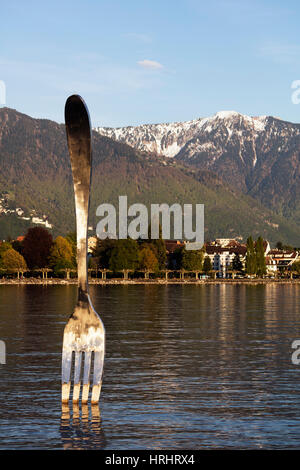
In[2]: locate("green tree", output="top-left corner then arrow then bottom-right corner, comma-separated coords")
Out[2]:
255,236 -> 266,277
93,238 -> 117,268
246,236 -> 256,275
169,246 -> 184,269
232,253 -> 243,272
203,256 -> 212,274
182,249 -> 203,271
275,241 -> 294,251
283,244 -> 294,251
109,239 -> 139,272
152,238 -> 167,269
1,248 -> 27,271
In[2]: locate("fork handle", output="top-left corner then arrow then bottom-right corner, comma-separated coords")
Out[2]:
65,95 -> 92,301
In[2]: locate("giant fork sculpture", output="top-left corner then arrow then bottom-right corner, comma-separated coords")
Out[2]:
62,95 -> 105,404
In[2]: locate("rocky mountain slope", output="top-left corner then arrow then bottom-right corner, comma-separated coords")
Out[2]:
95,111 -> 273,159
0,107 -> 299,245
95,118 -> 205,157
96,110 -> 300,227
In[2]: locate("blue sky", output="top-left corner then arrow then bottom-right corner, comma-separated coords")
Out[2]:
1,0 -> 300,126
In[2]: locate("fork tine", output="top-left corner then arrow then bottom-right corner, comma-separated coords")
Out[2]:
91,385 -> 102,404
82,351 -> 92,404
73,351 -> 82,403
91,350 -> 104,404
62,349 -> 72,403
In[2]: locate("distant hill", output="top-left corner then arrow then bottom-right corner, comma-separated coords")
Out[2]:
0,107 -> 299,246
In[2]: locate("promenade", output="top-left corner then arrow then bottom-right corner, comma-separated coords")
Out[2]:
1,277 -> 300,285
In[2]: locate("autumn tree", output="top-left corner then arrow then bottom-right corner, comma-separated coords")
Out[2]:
149,239 -> 166,269
23,227 -> 53,269
142,221 -> 167,269
1,248 -> 27,272
66,232 -> 77,266
49,236 -> 73,276
139,245 -> 159,273
0,241 -> 12,258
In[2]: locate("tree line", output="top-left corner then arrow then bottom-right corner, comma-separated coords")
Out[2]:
1,227 -> 296,279
0,227 -> 75,276
0,226 -> 214,277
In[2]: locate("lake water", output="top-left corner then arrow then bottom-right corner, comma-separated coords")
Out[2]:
0,284 -> 300,449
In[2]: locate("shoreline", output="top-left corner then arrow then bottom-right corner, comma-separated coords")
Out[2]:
1,278 -> 300,286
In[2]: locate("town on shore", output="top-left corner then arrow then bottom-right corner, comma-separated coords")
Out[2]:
0,226 -> 299,283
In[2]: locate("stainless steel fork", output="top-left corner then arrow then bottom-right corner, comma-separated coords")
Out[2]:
61,95 -> 105,404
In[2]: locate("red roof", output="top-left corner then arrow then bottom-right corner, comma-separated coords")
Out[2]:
164,240 -> 185,253
205,243 -> 247,256
226,240 -> 242,247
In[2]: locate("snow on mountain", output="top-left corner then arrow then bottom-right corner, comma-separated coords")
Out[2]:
175,112 -> 300,201
176,112 -> 300,170
94,111 -> 271,159
95,118 -> 205,157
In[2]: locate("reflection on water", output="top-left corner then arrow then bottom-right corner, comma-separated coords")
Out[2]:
60,404 -> 106,450
1,284 -> 300,449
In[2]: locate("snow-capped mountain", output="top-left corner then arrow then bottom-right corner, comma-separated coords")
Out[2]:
175,111 -> 300,193
176,110 -> 299,165
95,110 -> 300,163
177,111 -> 268,168
95,118 -> 205,157
95,110 -> 300,225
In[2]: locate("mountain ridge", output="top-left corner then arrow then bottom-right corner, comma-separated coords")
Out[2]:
95,110 -> 293,158
95,110 -> 300,232
0,107 -> 299,246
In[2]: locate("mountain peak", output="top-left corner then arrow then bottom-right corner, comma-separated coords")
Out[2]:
214,110 -> 241,119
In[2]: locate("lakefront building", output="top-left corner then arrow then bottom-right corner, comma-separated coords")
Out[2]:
205,239 -> 247,278
204,238 -> 271,278
266,249 -> 299,274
